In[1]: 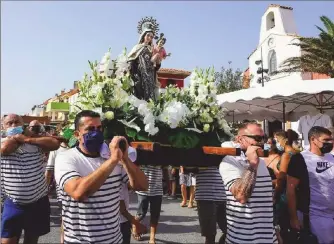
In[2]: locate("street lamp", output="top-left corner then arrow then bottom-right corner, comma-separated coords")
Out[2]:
255,47 -> 270,87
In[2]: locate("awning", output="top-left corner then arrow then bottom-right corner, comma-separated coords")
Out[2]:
217,78 -> 334,122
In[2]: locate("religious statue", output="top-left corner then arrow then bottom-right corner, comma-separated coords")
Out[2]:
128,17 -> 164,101
151,33 -> 171,67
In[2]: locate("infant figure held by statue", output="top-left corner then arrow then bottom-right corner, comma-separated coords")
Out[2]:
151,33 -> 171,67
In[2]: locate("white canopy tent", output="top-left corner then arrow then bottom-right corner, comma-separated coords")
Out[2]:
217,78 -> 334,123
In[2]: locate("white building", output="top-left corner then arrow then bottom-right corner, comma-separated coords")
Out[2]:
246,4 -> 328,88
242,4 -> 331,137
30,104 -> 45,116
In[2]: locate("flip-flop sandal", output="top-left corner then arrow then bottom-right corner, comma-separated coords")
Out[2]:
132,233 -> 143,241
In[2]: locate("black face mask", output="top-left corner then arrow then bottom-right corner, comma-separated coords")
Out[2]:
30,126 -> 41,134
320,142 -> 333,154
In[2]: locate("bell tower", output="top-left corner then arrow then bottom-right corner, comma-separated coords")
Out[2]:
259,4 -> 297,44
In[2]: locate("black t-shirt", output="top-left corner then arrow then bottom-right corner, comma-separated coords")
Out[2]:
287,153 -> 310,214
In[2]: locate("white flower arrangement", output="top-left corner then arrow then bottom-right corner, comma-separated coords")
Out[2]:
69,49 -> 231,148
158,101 -> 190,129
128,95 -> 159,136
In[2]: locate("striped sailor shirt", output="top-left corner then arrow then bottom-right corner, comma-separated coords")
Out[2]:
195,167 -> 226,202
136,165 -> 163,196
1,138 -> 48,204
219,150 -> 277,244
55,147 -> 128,244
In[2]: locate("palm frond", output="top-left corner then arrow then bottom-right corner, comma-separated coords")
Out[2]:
278,16 -> 334,78
320,16 -> 334,37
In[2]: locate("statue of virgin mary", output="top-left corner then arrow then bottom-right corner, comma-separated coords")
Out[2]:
128,17 -> 161,101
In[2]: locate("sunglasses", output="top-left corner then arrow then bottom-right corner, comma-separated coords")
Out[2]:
243,135 -> 266,143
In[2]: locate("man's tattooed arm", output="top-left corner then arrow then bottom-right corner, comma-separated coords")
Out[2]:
230,164 -> 258,204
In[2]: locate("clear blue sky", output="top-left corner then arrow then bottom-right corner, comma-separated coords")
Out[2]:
2,1 -> 333,115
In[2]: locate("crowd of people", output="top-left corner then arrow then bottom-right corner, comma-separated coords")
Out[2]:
1,110 -> 334,244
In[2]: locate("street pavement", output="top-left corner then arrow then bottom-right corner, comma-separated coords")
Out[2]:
27,192 -> 222,244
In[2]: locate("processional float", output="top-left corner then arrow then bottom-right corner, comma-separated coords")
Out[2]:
64,16 -> 268,167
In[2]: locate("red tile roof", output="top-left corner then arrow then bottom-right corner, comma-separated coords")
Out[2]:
43,98 -> 52,105
60,88 -> 79,98
311,73 -> 330,80
43,88 -> 79,105
158,68 -> 191,77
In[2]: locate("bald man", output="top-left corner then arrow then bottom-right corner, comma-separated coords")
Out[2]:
1,114 -> 60,244
219,122 -> 277,244
28,120 -> 46,137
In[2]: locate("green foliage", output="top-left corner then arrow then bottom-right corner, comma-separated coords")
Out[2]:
214,64 -> 243,94
280,15 -> 334,78
168,130 -> 200,149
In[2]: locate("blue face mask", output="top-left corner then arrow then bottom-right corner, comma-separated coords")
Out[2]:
83,130 -> 104,154
276,142 -> 284,152
6,126 -> 23,136
264,143 -> 271,151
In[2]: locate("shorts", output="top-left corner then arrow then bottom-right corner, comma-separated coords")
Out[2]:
1,195 -> 50,238
120,221 -> 131,244
179,173 -> 196,186
168,166 -> 176,181
197,200 -> 227,238
136,194 -> 162,226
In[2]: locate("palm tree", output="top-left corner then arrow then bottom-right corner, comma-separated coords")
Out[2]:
280,16 -> 334,78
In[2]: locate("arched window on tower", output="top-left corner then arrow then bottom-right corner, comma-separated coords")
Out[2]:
266,12 -> 275,30
268,50 -> 277,75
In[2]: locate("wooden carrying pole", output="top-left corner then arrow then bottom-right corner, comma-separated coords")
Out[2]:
130,142 -> 268,167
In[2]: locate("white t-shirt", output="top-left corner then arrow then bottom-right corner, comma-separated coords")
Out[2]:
119,147 -> 137,224
298,114 -> 333,146
46,145 -> 69,171
46,145 -> 69,202
301,150 -> 334,218
219,142 -> 277,244
55,147 -> 129,244
120,181 -> 130,224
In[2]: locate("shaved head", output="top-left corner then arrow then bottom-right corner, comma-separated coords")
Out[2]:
29,120 -> 41,127
3,114 -> 23,130
238,122 -> 262,136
